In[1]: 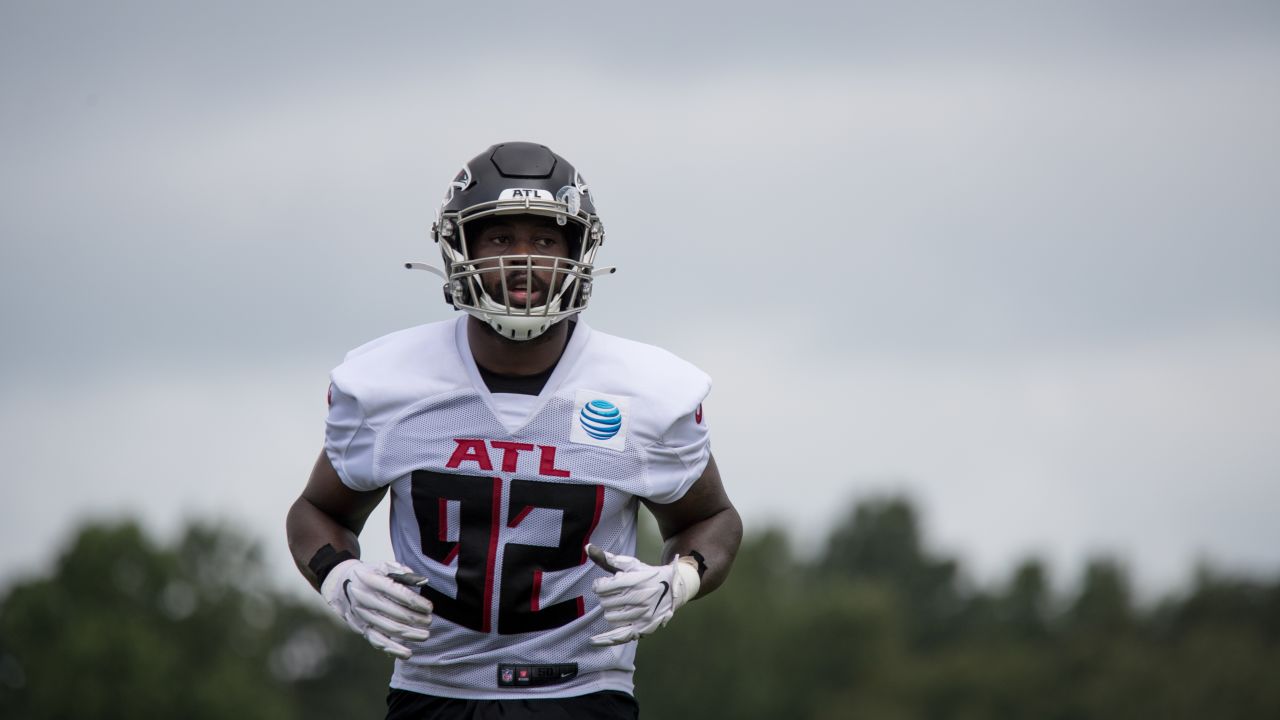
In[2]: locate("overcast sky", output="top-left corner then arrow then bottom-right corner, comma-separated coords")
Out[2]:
2,1 -> 1278,598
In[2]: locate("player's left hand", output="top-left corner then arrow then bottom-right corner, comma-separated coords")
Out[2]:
586,544 -> 701,646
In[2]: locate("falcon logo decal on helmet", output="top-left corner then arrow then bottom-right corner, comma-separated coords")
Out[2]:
441,165 -> 472,206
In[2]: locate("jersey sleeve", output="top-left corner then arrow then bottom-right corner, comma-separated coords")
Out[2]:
323,382 -> 382,492
644,399 -> 711,505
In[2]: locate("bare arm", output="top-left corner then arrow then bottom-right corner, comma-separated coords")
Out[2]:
286,450 -> 388,591
641,454 -> 742,598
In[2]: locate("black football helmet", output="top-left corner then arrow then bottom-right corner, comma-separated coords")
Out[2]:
407,142 -> 609,340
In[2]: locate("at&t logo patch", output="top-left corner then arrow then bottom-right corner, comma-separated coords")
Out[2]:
580,400 -> 621,439
570,390 -> 630,451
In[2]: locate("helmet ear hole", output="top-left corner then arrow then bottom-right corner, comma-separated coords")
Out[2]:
450,279 -> 470,305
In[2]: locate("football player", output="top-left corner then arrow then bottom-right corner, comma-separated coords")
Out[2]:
286,142 -> 742,719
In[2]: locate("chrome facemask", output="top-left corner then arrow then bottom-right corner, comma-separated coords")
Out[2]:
406,190 -> 612,341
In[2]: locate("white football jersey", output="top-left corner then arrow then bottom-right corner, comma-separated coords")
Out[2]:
324,317 -> 711,699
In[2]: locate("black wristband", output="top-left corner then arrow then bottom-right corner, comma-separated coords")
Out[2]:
307,543 -> 355,585
687,549 -> 708,579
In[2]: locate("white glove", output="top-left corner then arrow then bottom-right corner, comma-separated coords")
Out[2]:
587,544 -> 701,646
320,559 -> 433,660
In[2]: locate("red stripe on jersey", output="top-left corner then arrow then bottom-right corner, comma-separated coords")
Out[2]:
580,484 -> 605,564
481,477 -> 502,633
575,594 -> 585,619
437,498 -> 449,542
443,543 -> 459,566
531,569 -> 543,613
508,504 -> 533,528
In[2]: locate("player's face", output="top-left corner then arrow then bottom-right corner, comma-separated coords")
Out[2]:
466,216 -> 572,309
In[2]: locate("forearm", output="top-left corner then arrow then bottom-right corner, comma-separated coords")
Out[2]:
287,451 -> 388,591
659,504 -> 742,597
286,496 -> 364,591
289,482 -> 433,660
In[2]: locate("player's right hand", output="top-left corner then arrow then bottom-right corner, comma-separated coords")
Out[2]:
320,558 -> 433,660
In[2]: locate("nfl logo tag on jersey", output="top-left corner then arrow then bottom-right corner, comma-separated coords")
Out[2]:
570,389 -> 630,451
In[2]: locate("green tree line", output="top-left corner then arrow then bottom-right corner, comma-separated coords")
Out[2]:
2,498 -> 1277,718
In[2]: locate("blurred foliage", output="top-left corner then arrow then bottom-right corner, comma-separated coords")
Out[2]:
0,521 -> 390,720
636,497 -> 1280,719
3,498 -> 1279,718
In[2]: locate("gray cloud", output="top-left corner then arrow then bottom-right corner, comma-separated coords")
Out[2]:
6,51 -> 1277,368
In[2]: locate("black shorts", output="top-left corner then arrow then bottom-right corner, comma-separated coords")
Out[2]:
385,688 -> 639,720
